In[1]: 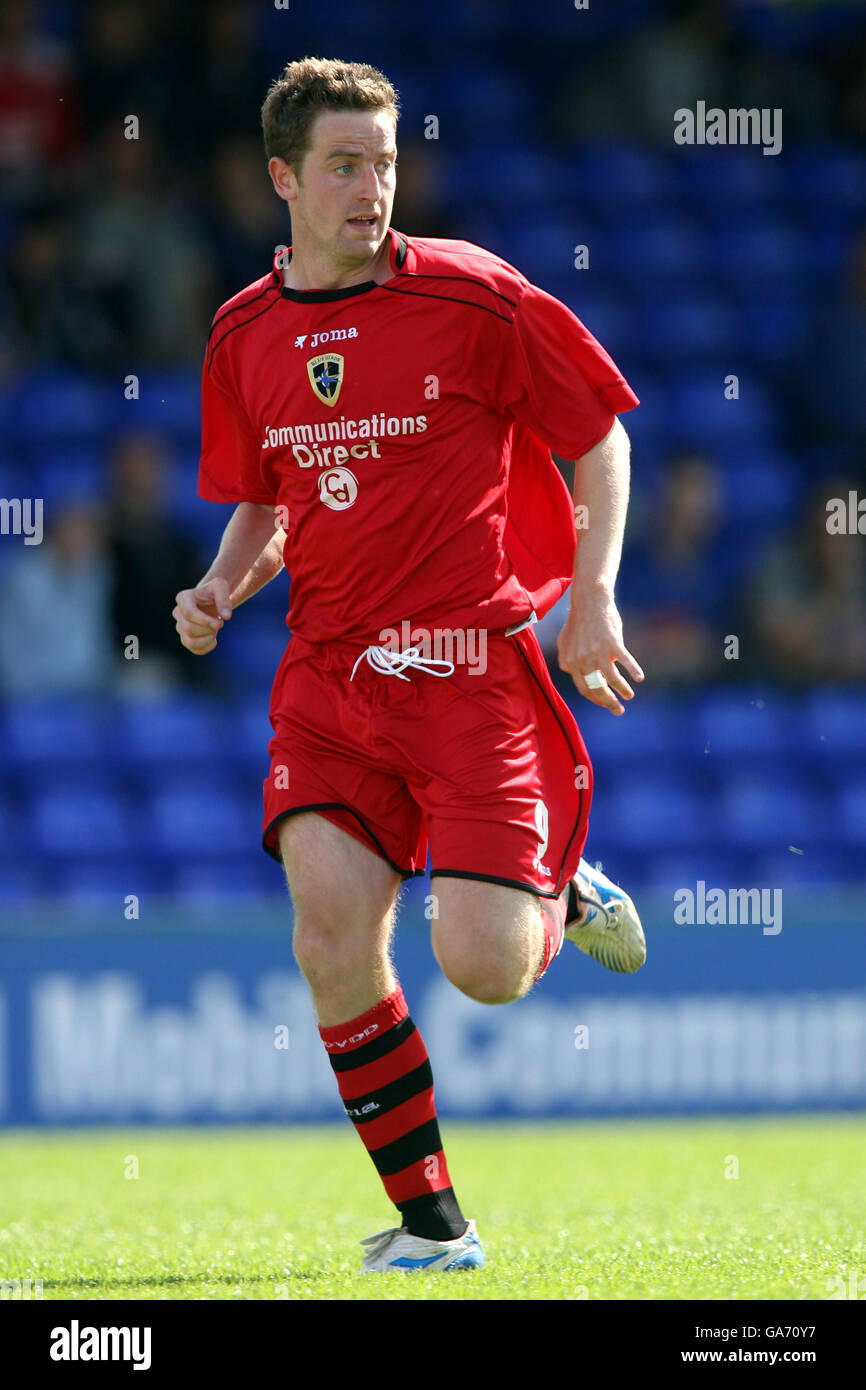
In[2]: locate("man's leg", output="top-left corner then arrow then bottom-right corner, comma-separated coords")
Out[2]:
430,878 -> 566,1004
278,811 -> 469,1241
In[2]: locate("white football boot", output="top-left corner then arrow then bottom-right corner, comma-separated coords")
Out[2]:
564,858 -> 646,974
360,1219 -> 485,1273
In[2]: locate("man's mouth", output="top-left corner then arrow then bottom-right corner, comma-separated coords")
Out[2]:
347,215 -> 378,227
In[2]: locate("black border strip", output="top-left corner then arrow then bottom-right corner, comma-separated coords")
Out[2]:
380,282 -> 513,323
396,270 -> 518,309
430,868 -> 561,899
280,280 -> 378,303
207,282 -> 279,341
207,291 -> 282,370
262,802 -> 424,880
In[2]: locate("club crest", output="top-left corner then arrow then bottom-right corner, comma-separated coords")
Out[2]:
307,353 -> 344,407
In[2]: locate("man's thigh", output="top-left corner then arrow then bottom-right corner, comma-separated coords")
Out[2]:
429,876 -> 545,989
277,811 -> 401,942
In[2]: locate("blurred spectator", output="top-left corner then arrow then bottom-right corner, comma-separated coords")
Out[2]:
107,432 -> 208,691
1,201 -> 123,370
552,0 -> 733,144
742,481 -> 866,686
0,0 -> 82,202
183,2 -> 265,163
0,498 -> 113,695
76,0 -> 171,148
616,453 -> 732,686
205,137 -> 285,302
73,123 -> 215,364
797,224 -> 866,453
391,139 -> 452,239
534,453 -> 733,688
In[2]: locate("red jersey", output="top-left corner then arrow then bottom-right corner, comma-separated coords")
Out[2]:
198,228 -> 638,643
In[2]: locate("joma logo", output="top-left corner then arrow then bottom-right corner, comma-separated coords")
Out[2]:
294,328 -> 358,349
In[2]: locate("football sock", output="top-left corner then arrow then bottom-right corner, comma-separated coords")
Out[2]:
319,986 -> 468,1242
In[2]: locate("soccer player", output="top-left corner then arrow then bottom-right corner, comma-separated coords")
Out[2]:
174,58 -> 646,1273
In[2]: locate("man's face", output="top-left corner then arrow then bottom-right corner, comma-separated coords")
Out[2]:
270,109 -> 397,269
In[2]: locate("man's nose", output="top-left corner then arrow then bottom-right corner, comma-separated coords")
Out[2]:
357,164 -> 383,201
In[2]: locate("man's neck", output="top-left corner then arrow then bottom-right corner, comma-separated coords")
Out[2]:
282,232 -> 393,291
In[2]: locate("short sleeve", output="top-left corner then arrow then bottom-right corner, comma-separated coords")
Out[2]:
498,281 -> 639,460
197,352 -> 277,505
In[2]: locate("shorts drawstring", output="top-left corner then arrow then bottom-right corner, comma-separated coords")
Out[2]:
349,645 -> 456,682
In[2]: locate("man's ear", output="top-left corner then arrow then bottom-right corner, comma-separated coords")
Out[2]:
268,156 -> 298,204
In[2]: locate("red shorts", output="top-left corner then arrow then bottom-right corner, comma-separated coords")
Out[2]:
261,626 -> 592,898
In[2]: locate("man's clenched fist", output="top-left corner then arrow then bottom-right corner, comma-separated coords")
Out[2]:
173,577 -> 233,655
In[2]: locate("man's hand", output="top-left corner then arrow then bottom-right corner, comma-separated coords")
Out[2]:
557,587 -> 644,715
173,578 -> 233,655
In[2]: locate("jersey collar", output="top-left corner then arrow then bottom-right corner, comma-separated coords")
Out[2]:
272,228 -> 410,302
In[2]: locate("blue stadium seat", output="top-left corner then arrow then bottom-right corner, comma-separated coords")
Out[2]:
698,691 -> 796,760
497,217 -> 597,282
711,219 -> 810,288
717,775 -> 815,851
837,780 -> 866,849
9,371 -> 112,444
147,788 -> 250,856
31,455 -> 107,507
643,849 -> 751,893
121,372 -> 201,438
113,695 -> 227,765
607,216 -> 711,286
1,701 -> 110,769
567,146 -> 675,206
679,149 -> 783,208
594,779 -> 705,852
174,858 -> 280,900
576,699 -> 696,766
638,293 -> 741,361
432,64 -> 532,138
783,147 -> 866,215
0,863 -> 43,900
669,372 -> 778,446
802,689 -> 866,763
28,788 -> 133,857
221,699 -> 276,773
755,849 -> 855,888
58,862 -> 163,903
716,452 -> 804,526
737,293 -> 811,365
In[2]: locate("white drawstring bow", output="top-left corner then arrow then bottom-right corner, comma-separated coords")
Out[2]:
349,644 -> 456,682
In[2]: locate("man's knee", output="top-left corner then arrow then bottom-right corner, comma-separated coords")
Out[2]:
431,930 -> 533,1005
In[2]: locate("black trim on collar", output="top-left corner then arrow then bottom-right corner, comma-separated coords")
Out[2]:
395,232 -> 408,268
279,280 -> 377,303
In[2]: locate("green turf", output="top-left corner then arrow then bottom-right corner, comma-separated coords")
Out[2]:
0,1118 -> 863,1300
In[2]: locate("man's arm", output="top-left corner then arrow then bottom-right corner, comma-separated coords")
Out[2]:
556,417 -> 644,715
173,502 -> 285,656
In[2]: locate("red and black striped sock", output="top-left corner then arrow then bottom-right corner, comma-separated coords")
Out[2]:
318,987 -> 467,1241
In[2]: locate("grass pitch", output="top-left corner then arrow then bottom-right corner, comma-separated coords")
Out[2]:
0,1117 -> 862,1300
